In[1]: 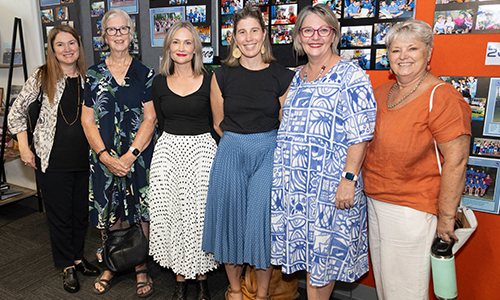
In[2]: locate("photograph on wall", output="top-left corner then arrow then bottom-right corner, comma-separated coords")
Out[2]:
46,26 -> 54,39
476,4 -> 500,32
61,21 -> 74,28
55,6 -> 69,21
150,6 -> 185,47
472,138 -> 500,158
129,15 -> 140,55
169,0 -> 188,5
186,5 -> 206,23
40,0 -> 60,6
440,76 -> 478,98
41,9 -> 54,23
61,0 -> 75,3
221,14 -> 234,28
271,25 -> 294,44
375,48 -> 390,69
341,49 -> 371,70
96,19 -> 103,35
221,27 -> 233,46
108,0 -> 138,14
271,4 -> 298,25
483,78 -> 500,136
262,6 -> 270,25
93,36 -> 108,51
433,9 -> 474,34
344,0 -> 376,19
462,157 -> 500,214
202,46 -> 214,64
221,0 -> 243,15
99,51 -> 111,62
91,2 -> 106,18
373,22 -> 399,45
379,0 -> 415,19
247,0 -> 269,6
313,0 -> 341,19
341,25 -> 372,47
196,26 -> 211,43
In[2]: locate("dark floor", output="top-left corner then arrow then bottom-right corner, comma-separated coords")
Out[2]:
0,199 -> 317,300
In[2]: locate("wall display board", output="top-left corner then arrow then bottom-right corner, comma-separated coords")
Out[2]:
150,0 -> 213,50
434,0 -> 500,35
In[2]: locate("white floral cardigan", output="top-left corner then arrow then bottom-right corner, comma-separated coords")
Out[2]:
7,69 -> 85,173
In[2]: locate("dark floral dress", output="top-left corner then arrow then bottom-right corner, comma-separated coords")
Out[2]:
84,58 -> 155,228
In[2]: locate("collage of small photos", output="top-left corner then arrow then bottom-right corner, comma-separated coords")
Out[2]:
40,0 -> 79,55
434,0 -> 500,35
90,0 -> 141,64
149,0 -> 213,63
453,76 -> 500,215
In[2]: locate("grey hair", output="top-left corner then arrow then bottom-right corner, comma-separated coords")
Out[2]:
385,19 -> 434,52
101,8 -> 135,40
293,4 -> 341,56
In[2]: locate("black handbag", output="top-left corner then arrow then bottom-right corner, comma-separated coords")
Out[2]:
101,177 -> 149,273
12,87 -> 42,146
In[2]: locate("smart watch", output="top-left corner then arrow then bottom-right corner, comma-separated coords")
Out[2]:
129,146 -> 140,157
342,172 -> 358,182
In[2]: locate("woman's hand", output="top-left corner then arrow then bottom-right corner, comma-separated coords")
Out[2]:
19,145 -> 37,170
100,153 -> 130,177
436,215 -> 458,243
119,152 -> 136,170
335,179 -> 355,209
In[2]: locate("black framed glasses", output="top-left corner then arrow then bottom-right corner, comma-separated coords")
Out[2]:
105,26 -> 131,36
300,26 -> 334,38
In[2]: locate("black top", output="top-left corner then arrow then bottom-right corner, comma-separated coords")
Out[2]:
42,77 -> 89,172
152,72 -> 212,135
214,62 -> 294,134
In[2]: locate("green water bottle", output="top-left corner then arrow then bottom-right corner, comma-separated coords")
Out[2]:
431,237 -> 457,300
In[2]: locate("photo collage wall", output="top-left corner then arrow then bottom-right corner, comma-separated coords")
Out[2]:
150,0 -> 214,64
40,0 -> 82,56
434,0 -> 500,35
89,0 -> 142,64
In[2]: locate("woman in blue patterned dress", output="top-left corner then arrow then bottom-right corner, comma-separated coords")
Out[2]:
81,9 -> 156,297
271,5 -> 376,299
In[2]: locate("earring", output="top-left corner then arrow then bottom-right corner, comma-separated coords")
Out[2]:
389,68 -> 393,75
426,61 -> 431,71
233,47 -> 242,59
261,45 -> 266,55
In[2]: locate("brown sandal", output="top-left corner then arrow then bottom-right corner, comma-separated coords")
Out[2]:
225,286 -> 242,300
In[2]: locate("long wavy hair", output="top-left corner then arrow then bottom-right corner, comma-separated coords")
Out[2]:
223,6 -> 275,67
38,25 -> 86,104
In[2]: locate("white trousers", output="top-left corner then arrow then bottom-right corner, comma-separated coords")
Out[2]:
367,196 -> 437,300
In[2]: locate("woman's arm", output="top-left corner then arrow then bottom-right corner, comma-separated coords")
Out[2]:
436,134 -> 470,243
335,141 -> 369,210
119,101 -> 157,168
210,74 -> 224,137
81,106 -> 130,177
17,131 -> 36,170
278,83 -> 291,121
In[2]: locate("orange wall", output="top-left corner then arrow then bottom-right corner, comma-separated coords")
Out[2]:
359,1 -> 500,299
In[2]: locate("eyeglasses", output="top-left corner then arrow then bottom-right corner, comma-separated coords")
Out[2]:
300,26 -> 334,38
105,26 -> 131,36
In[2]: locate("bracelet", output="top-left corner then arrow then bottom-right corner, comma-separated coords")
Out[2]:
96,149 -> 107,161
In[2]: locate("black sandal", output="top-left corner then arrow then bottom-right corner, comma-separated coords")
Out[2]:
196,280 -> 211,300
172,281 -> 188,300
136,269 -> 154,298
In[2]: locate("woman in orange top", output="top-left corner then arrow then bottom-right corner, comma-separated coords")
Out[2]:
362,20 -> 471,300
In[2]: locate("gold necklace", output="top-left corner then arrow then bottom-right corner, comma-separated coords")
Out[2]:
110,57 -> 131,86
59,76 -> 80,126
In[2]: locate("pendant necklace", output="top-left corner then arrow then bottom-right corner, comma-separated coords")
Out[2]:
59,75 -> 80,126
302,56 -> 331,82
387,71 -> 429,109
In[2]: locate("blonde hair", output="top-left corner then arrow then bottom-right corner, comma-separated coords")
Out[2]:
385,19 -> 434,52
293,4 -> 341,56
101,8 -> 134,40
39,25 -> 87,104
159,21 -> 205,76
223,6 -> 275,67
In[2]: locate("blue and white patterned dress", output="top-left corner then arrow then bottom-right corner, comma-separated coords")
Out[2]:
271,60 -> 376,286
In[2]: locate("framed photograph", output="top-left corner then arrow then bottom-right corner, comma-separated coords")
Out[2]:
379,0 -> 415,19
476,4 -> 500,32
344,0 -> 376,19
271,25 -> 295,44
186,5 -> 206,23
221,14 -> 234,28
91,1 -> 106,18
55,6 -> 69,21
262,6 -> 270,25
341,25 -> 373,47
221,27 -> 233,46
373,22 -> 400,45
196,26 -> 211,43
472,138 -> 500,158
60,21 -> 74,28
96,19 -> 103,35
221,0 -> 243,15
462,157 -> 500,214
341,49 -> 371,70
375,48 -> 390,70
46,26 -> 54,39
129,15 -> 140,55
483,78 -> 500,136
246,0 -> 269,6
202,46 -> 214,64
41,9 -> 54,24
440,76 -> 478,98
169,0 -> 188,5
433,9 -> 474,35
313,0 -> 341,19
93,37 -> 108,51
150,7 -> 185,47
108,0 -> 138,14
40,0 -> 60,6
271,4 -> 298,25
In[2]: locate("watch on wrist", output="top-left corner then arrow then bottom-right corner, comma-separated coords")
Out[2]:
129,146 -> 140,157
342,172 -> 358,182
